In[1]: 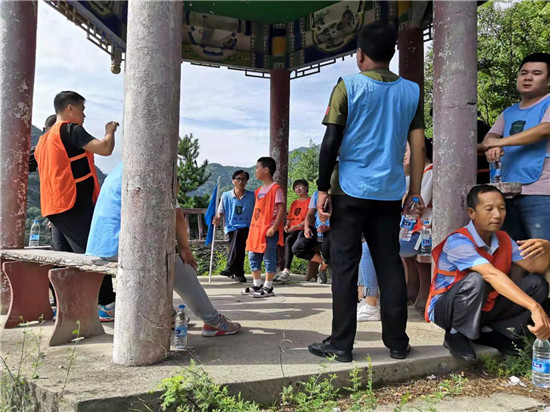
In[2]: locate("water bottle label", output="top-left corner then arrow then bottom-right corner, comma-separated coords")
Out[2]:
422,238 -> 432,248
533,359 -> 550,373
30,234 -> 39,241
400,218 -> 415,230
174,325 -> 188,337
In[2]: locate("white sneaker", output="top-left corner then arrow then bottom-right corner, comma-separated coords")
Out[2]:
357,300 -> 380,322
273,272 -> 281,281
277,270 -> 291,283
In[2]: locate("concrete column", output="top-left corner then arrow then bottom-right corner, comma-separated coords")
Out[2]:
432,1 -> 478,245
113,1 -> 183,366
398,26 -> 424,107
0,1 -> 37,249
269,69 -> 290,198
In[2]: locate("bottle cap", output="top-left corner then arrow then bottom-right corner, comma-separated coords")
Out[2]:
178,304 -> 185,309
412,197 -> 419,202
424,220 -> 429,224
33,220 -> 39,223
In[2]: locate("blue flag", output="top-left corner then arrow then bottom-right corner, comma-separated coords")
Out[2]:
204,184 -> 218,245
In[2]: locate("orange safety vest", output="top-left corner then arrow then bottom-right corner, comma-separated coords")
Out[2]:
35,121 -> 100,216
287,197 -> 310,227
246,183 -> 284,253
424,226 -> 512,322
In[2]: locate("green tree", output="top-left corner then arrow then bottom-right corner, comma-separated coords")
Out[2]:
287,141 -> 319,207
176,133 -> 211,206
424,0 -> 550,135
477,0 -> 550,124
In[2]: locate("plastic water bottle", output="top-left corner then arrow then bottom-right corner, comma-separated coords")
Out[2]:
532,339 -> 550,388
400,197 -> 420,241
489,161 -> 502,183
174,304 -> 189,350
29,220 -> 40,247
317,224 -> 324,243
420,221 -> 432,256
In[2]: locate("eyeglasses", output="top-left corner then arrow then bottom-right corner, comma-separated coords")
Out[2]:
234,177 -> 247,182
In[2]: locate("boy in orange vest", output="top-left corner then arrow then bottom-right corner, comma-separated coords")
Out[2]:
426,185 -> 550,361
242,157 -> 285,298
35,91 -> 119,321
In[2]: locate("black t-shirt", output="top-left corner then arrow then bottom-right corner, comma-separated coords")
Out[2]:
58,123 -> 96,213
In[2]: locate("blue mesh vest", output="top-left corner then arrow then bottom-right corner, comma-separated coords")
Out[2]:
339,74 -> 419,200
501,95 -> 550,184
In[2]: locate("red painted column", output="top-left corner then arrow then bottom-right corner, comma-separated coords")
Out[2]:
432,1 -> 478,244
0,1 -> 37,249
269,69 -> 290,198
398,26 -> 424,107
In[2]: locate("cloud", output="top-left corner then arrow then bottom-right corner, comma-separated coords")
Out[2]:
32,2 -> 399,173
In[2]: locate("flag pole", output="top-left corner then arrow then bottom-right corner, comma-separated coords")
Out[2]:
208,176 -> 221,283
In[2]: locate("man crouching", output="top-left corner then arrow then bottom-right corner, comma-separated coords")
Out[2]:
426,184 -> 550,360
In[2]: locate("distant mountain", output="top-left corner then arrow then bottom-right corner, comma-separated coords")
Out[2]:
189,146 -> 310,196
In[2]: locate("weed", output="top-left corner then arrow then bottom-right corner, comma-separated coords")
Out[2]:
157,359 -> 261,411
481,334 -> 534,379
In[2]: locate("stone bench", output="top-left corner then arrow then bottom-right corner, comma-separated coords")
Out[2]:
0,248 -> 117,346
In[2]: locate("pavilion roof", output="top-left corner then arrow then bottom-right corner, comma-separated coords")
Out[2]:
46,1 -> 432,76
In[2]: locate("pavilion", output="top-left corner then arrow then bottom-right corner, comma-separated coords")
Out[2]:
0,0 -> 478,366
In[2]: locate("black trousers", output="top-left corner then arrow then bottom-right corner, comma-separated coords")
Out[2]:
292,228 -> 331,264
329,194 -> 407,352
434,272 -> 549,340
226,228 -> 249,277
48,205 -> 116,306
283,231 -> 300,269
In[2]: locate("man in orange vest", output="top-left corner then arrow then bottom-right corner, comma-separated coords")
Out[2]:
426,185 -> 550,361
35,91 -> 119,321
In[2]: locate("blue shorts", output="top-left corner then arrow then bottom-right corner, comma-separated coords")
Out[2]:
357,242 -> 378,297
249,232 -> 279,274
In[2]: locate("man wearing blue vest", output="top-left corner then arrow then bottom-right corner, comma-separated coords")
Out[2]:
214,170 -> 255,283
483,53 -> 550,244
308,21 -> 426,362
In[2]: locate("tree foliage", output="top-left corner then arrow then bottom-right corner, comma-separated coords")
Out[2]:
176,133 -> 211,207
477,0 -> 550,124
287,141 -> 319,207
424,0 -> 550,136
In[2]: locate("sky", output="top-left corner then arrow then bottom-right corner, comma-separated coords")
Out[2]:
33,2 -> 398,173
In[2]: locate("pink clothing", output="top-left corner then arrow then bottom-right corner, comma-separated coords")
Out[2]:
258,182 -> 285,224
488,96 -> 550,195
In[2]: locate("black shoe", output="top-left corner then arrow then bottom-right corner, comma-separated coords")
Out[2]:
234,275 -> 247,283
219,269 -> 233,278
390,344 -> 411,360
308,337 -> 352,362
443,331 -> 476,361
473,330 -> 521,356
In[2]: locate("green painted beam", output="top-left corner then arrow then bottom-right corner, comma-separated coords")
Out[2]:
183,1 -> 339,24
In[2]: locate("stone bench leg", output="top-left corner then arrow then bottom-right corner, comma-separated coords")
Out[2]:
1,258 -> 10,315
2,261 -> 54,328
48,268 -> 105,346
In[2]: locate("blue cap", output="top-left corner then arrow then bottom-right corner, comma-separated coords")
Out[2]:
178,304 -> 185,309
412,197 -> 419,202
33,220 -> 39,223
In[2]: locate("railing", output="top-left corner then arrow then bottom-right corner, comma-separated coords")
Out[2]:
182,208 -> 207,241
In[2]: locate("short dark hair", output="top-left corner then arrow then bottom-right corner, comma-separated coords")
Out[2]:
292,179 -> 309,190
54,91 -> 85,114
425,137 -> 433,162
257,157 -> 276,176
520,53 -> 550,78
232,169 -> 249,180
357,21 -> 397,63
44,114 -> 57,130
467,184 -> 505,209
